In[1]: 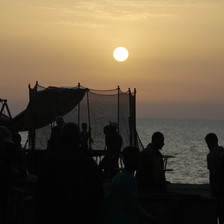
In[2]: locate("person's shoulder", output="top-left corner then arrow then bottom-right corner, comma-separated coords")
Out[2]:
115,132 -> 123,141
52,125 -> 59,130
121,171 -> 136,187
218,146 -> 224,151
80,130 -> 87,135
113,171 -> 135,185
141,145 -> 152,154
5,141 -> 17,152
76,148 -> 99,167
213,146 -> 224,155
146,143 -> 153,150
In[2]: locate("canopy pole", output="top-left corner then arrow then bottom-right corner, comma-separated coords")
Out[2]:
117,86 -> 120,132
28,82 -> 38,175
86,89 -> 92,150
129,88 -> 138,147
133,88 -> 137,147
128,88 -> 132,146
29,82 -> 38,151
77,83 -> 81,127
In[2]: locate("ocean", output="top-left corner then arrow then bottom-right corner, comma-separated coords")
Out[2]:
20,118 -> 224,184
136,118 -> 224,184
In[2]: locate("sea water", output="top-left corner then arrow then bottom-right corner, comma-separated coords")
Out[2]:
20,118 -> 224,184
136,118 -> 224,184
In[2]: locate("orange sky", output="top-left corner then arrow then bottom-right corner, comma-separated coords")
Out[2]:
1,0 -> 224,119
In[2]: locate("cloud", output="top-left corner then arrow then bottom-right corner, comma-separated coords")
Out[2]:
32,0 -> 179,28
38,20 -> 109,28
32,0 -> 223,28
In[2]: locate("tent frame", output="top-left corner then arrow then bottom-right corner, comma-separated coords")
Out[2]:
26,81 -> 138,151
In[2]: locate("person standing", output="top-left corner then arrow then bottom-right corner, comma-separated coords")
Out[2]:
79,122 -> 93,152
205,133 -> 224,197
205,133 -> 224,224
136,132 -> 167,191
99,123 -> 123,181
47,116 -> 65,151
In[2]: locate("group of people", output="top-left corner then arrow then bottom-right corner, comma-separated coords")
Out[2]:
47,117 -> 123,181
1,116 -> 224,223
35,122 -> 104,223
37,120 -> 158,224
0,125 -> 28,216
45,117 -> 224,223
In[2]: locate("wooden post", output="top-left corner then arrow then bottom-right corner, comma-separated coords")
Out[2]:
86,89 -> 92,150
117,86 -> 120,132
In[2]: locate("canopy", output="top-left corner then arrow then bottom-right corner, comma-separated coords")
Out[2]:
11,82 -> 141,151
13,85 -> 87,132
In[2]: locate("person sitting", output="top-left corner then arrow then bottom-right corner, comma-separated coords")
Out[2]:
136,132 -> 167,191
105,146 -> 157,224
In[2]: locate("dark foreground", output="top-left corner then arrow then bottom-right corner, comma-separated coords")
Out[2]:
104,182 -> 218,224
1,182 -> 218,224
140,184 -> 217,224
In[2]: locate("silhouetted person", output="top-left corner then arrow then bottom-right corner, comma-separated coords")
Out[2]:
35,122 -> 104,224
205,133 -> 224,224
105,146 -> 157,224
47,116 -> 65,151
79,122 -> 93,152
0,126 -> 17,214
205,133 -> 224,197
99,123 -> 123,181
12,132 -> 28,179
136,132 -> 167,191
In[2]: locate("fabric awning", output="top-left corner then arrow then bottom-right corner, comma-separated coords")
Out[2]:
13,86 -> 87,132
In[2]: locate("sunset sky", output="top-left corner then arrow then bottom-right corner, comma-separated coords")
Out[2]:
1,0 -> 224,119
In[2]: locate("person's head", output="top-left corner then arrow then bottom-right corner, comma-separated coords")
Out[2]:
61,122 -> 80,147
122,146 -> 140,172
205,133 -> 218,151
103,125 -> 110,136
151,132 -> 165,150
56,116 -> 64,127
81,122 -> 87,131
110,122 -> 118,133
12,133 -> 22,146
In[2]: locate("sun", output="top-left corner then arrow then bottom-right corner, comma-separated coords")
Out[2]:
113,47 -> 129,62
